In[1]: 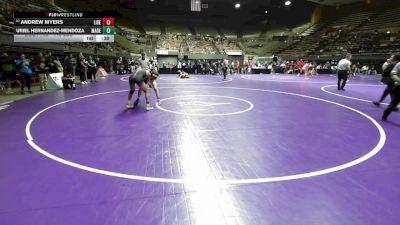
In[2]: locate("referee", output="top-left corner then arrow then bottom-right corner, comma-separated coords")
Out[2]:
337,53 -> 352,91
382,61 -> 400,121
222,59 -> 229,80
373,55 -> 399,106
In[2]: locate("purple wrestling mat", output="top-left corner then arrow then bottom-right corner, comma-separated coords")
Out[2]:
0,74 -> 399,225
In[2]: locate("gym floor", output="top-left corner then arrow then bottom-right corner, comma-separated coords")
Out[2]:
0,73 -> 399,225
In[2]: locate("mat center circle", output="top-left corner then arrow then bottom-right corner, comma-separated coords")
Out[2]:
157,95 -> 254,116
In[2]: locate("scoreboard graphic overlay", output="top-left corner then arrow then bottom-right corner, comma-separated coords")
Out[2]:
14,12 -> 115,43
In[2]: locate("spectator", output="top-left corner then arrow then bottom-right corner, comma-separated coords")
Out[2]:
34,53 -> 47,91
62,70 -> 76,90
65,53 -> 77,78
0,52 -> 18,94
53,57 -> 63,73
87,56 -> 97,82
15,53 -> 32,94
77,53 -> 88,85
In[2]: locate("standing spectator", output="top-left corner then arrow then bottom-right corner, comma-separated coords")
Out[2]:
235,59 -> 240,74
230,61 -> 235,75
87,56 -> 97,82
354,62 -> 361,75
107,58 -> 114,73
286,61 -> 292,74
128,57 -> 134,73
150,57 -> 158,71
77,53 -> 88,85
177,60 -> 182,70
15,53 -> 32,94
34,53 -> 47,91
115,57 -> 123,74
53,57 -> 63,73
244,61 -> 249,74
296,59 -> 304,76
302,62 -> 311,79
0,52 -> 17,94
66,53 -> 77,78
45,52 -> 53,74
247,60 -> 253,74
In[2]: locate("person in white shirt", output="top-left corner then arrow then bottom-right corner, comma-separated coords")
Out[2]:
337,53 -> 352,91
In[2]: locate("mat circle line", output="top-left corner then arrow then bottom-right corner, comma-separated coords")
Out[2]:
25,86 -> 386,184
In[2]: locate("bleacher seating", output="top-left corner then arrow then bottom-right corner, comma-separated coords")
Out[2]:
361,7 -> 400,31
214,37 -> 240,53
165,24 -> 190,34
156,34 -> 184,51
325,11 -> 373,30
185,36 -> 216,54
221,29 -> 236,38
143,22 -> 161,35
2,0 -> 400,60
315,5 -> 400,56
276,8 -> 387,57
195,26 -> 218,36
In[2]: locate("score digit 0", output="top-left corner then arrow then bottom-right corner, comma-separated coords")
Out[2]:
102,26 -> 115,34
102,18 -> 114,26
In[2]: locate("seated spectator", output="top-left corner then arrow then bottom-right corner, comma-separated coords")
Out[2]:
62,71 -> 76,90
361,65 -> 369,74
368,66 -> 377,75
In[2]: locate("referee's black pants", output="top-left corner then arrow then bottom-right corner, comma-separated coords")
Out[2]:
337,70 -> 348,90
223,67 -> 228,79
383,85 -> 400,120
378,81 -> 395,102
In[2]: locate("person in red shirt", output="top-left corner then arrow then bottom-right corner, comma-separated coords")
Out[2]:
295,59 -> 304,75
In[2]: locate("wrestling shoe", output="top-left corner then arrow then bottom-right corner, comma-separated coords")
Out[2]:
372,101 -> 380,107
126,101 -> 134,109
146,104 -> 153,111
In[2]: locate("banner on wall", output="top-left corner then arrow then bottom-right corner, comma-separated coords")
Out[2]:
47,72 -> 63,89
226,50 -> 242,56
